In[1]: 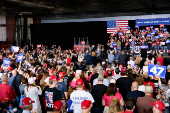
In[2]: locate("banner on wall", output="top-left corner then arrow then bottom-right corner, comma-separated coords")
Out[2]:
136,18 -> 170,26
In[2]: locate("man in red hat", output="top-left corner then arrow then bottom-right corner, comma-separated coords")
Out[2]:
45,75 -> 62,112
53,100 -> 63,113
70,79 -> 94,113
22,97 -> 36,113
56,72 -> 68,100
150,100 -> 165,113
81,100 -> 92,113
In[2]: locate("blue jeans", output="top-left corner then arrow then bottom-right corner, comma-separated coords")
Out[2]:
164,108 -> 169,113
131,46 -> 135,52
156,45 -> 159,52
161,46 -> 165,50
94,108 -> 104,113
148,45 -> 152,50
152,46 -> 155,50
167,45 -> 170,50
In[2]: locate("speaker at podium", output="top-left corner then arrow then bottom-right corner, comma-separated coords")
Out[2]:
139,45 -> 148,58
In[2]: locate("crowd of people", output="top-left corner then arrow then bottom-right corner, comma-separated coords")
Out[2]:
0,27 -> 170,113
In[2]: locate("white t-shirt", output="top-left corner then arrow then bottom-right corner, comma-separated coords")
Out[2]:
70,90 -> 94,113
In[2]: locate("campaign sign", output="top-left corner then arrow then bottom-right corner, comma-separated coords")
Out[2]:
117,47 -> 121,50
160,24 -> 164,27
37,45 -> 41,48
118,32 -> 122,35
146,27 -> 150,31
166,40 -> 170,44
139,45 -> 148,49
3,58 -> 10,66
148,64 -> 166,78
163,28 -> 167,31
121,35 -> 125,38
163,33 -> 167,37
17,53 -> 23,62
147,34 -> 151,37
135,26 -> 139,28
67,99 -> 73,112
151,32 -> 155,35
142,30 -> 145,32
11,46 -> 19,52
81,41 -> 85,45
152,30 -> 157,33
159,33 -> 163,37
154,36 -> 160,39
142,32 -> 145,35
129,39 -> 132,42
112,43 -> 117,46
155,28 -> 159,31
150,26 -> 153,29
127,26 -> 130,29
111,33 -> 115,36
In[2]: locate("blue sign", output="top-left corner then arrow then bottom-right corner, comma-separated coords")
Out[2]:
135,26 -> 139,28
150,26 -> 153,29
147,34 -> 151,37
67,99 -> 73,112
11,46 -> 19,52
154,36 -> 160,39
151,32 -> 155,35
163,28 -> 167,31
112,43 -> 117,46
127,26 -> 130,29
118,32 -> 122,35
139,45 -> 148,49
17,53 -> 23,62
142,30 -> 145,32
136,18 -> 170,26
159,34 -> 163,37
166,40 -> 170,44
117,47 -> 121,50
3,58 -> 11,66
148,64 -> 166,78
152,30 -> 156,33
142,35 -> 145,38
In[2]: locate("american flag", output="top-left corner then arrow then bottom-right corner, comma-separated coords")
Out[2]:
107,20 -> 129,34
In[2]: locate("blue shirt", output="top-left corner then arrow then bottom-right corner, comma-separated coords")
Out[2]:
56,82 -> 68,98
108,54 -> 114,63
8,75 -> 15,90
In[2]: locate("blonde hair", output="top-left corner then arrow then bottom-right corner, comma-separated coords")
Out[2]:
135,56 -> 141,65
109,98 -> 121,113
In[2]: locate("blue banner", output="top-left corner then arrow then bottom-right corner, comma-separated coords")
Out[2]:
118,32 -> 122,35
135,26 -> 139,28
163,28 -> 167,31
17,53 -> 23,62
3,58 -> 11,66
166,40 -> 170,44
148,64 -> 166,78
11,46 -> 19,52
150,26 -> 153,29
154,36 -> 160,39
117,47 -> 121,50
136,18 -> 170,26
147,34 -> 151,37
112,43 -> 117,46
127,26 -> 130,29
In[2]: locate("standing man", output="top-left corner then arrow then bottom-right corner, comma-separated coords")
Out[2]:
124,98 -> 136,113
22,97 -> 36,113
70,79 -> 94,113
136,85 -> 157,113
45,75 -> 62,112
81,100 -> 93,113
127,57 -> 136,69
126,81 -> 145,113
150,100 -> 165,113
108,52 -> 114,64
85,52 -> 93,70
119,51 -> 127,66
0,75 -> 16,100
8,70 -> 17,89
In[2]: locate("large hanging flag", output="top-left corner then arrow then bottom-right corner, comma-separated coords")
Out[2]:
107,20 -> 128,34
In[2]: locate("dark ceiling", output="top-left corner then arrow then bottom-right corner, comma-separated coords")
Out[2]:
1,0 -> 170,17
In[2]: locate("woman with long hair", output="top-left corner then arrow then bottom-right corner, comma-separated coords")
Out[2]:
156,53 -> 164,65
40,72 -> 49,90
102,83 -> 124,113
109,98 -> 124,113
24,77 -> 42,113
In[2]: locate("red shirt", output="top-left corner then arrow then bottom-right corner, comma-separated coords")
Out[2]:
104,70 -> 114,77
156,41 -> 160,45
0,83 -> 16,100
67,58 -> 71,66
124,111 -> 133,113
156,57 -> 164,65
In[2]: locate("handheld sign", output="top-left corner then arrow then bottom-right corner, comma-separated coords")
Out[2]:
148,64 -> 166,78
163,28 -> 167,31
118,32 -> 122,35
146,27 -> 150,31
17,53 -> 23,62
117,47 -> 121,50
150,26 -> 153,29
67,99 -> 73,112
163,33 -> 167,37
155,28 -> 159,31
147,34 -> 151,37
112,43 -> 116,46
151,32 -> 155,35
166,40 -> 170,44
11,46 -> 19,52
127,26 -> 130,29
3,58 -> 11,66
135,26 -> 139,28
160,24 -> 164,27
154,36 -> 159,39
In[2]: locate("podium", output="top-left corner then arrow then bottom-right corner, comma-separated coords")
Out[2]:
139,45 -> 148,58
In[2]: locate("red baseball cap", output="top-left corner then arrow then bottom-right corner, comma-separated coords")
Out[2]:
22,97 -> 35,106
121,67 -> 127,73
49,69 -> 54,73
43,63 -> 47,67
0,68 -> 3,70
150,100 -> 165,112
81,100 -> 92,110
59,72 -> 65,79
76,79 -> 84,86
7,67 -> 13,72
53,100 -> 63,111
49,75 -> 59,81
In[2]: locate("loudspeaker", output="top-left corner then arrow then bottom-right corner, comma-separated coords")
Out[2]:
141,49 -> 147,58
